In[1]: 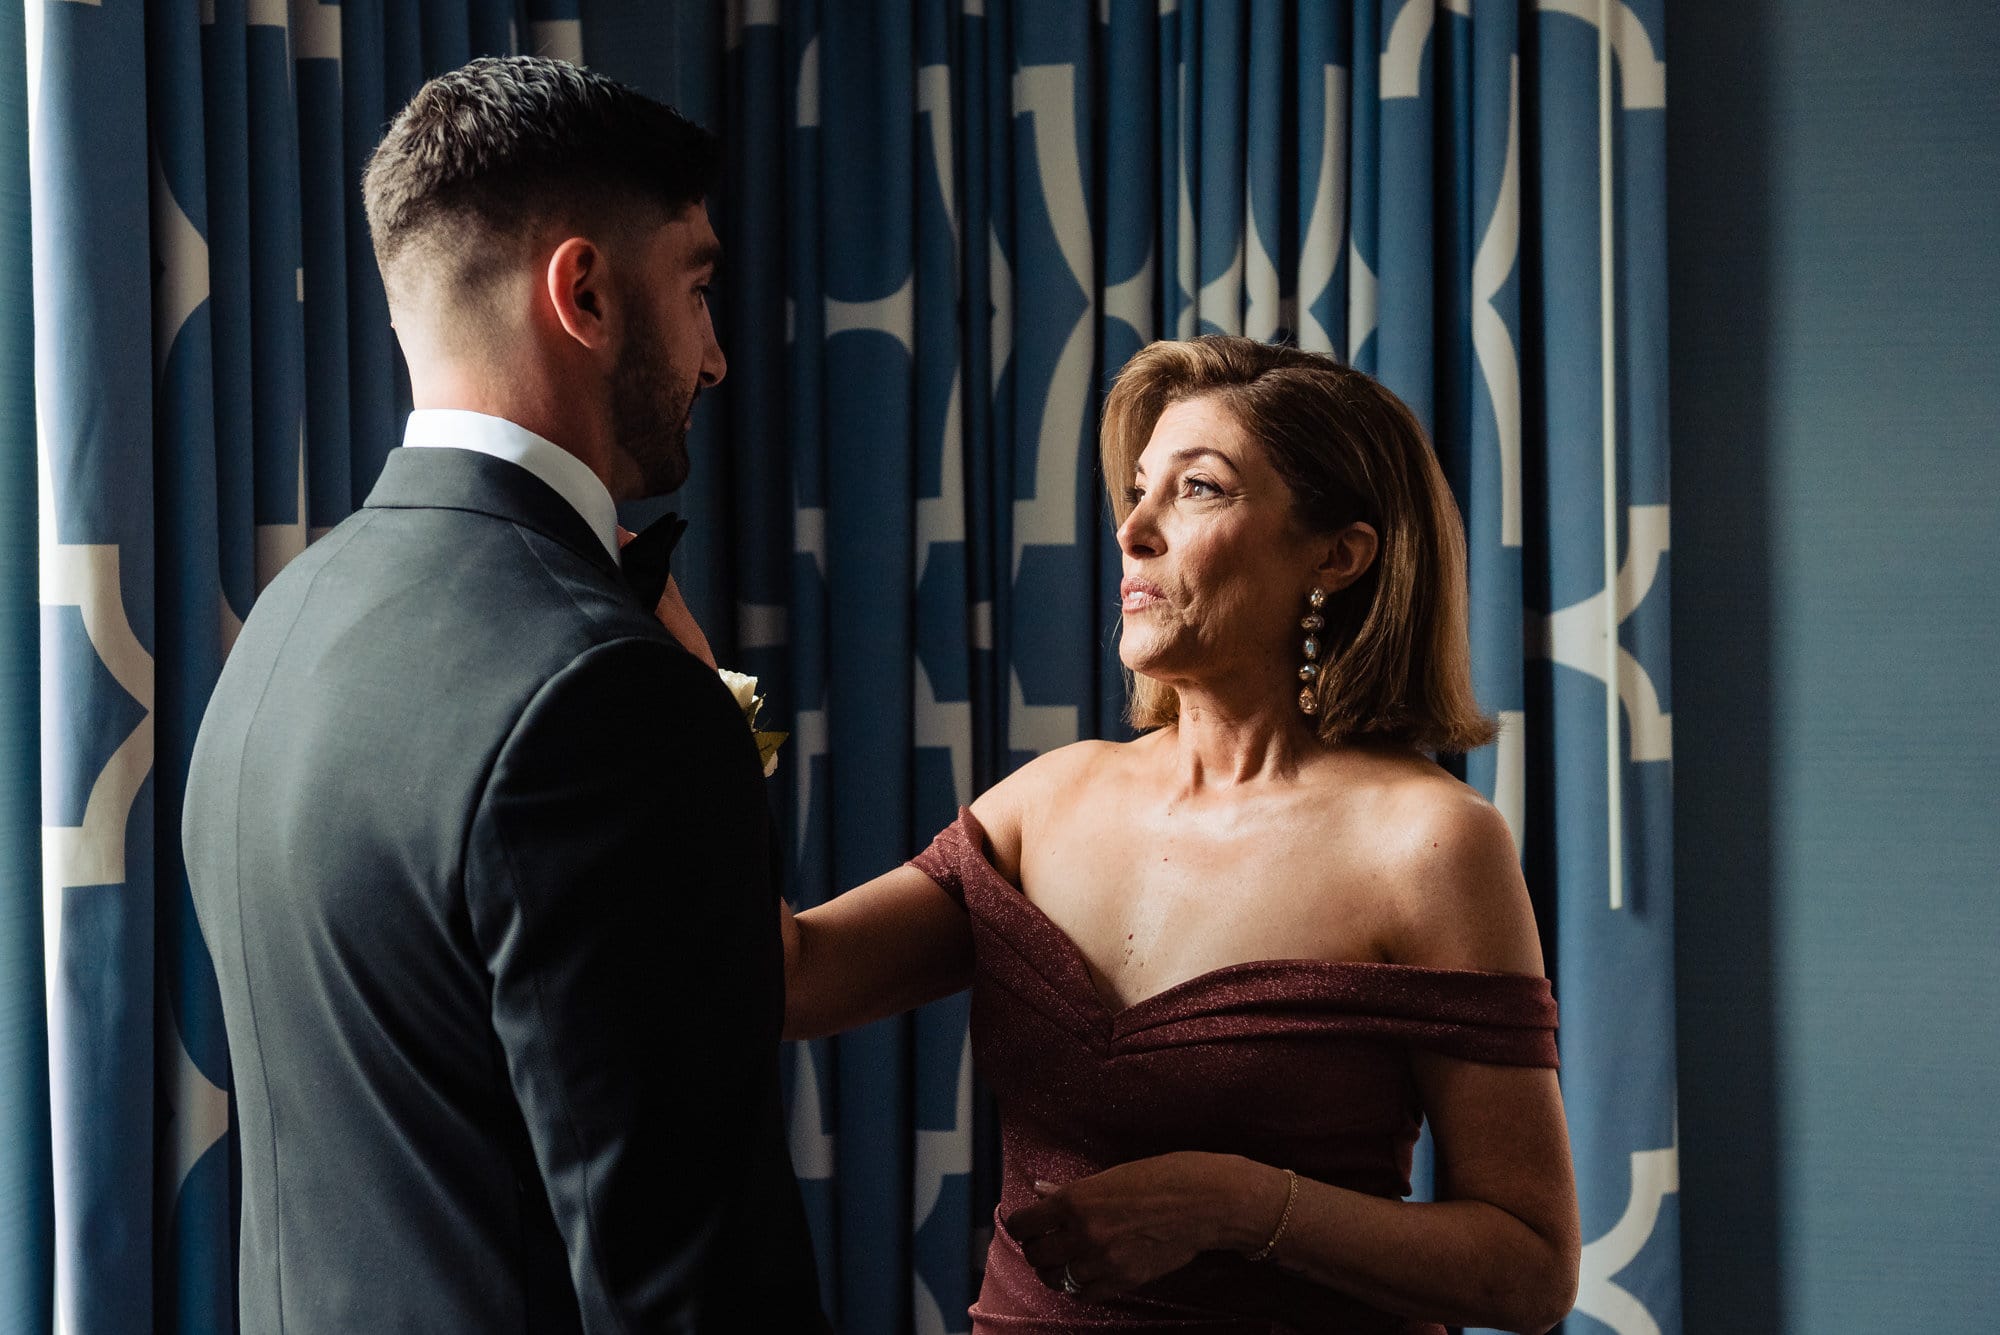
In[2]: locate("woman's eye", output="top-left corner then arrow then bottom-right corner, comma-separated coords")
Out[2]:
1124,486 -> 1147,507
1182,476 -> 1221,498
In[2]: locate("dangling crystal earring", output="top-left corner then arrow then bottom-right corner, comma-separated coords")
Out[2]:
1297,589 -> 1326,715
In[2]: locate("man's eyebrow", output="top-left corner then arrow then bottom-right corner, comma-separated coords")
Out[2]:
1133,446 -> 1234,477
689,237 -> 725,273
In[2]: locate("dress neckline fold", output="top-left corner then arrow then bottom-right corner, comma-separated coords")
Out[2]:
934,807 -> 1556,1037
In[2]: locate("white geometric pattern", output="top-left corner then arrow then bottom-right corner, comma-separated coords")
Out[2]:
37,541 -> 154,897
290,0 -> 342,62
1295,65 -> 1347,355
1008,669 -> 1076,757
161,1003 -> 230,1202
987,222 -> 1013,387
529,19 -> 583,65
1243,197 -> 1280,342
795,36 -> 819,129
1347,236 -> 1379,362
1575,1120 -> 1680,1335
150,151 -> 208,381
787,1042 -> 836,1182
826,273 -> 914,353
791,706 -> 828,864
1009,65 -> 1094,575
1470,59 -> 1525,549
1535,0 -> 1667,109
1527,504 -> 1673,763
1381,0 -> 1472,101
1103,242 -> 1155,344
915,661 -> 972,810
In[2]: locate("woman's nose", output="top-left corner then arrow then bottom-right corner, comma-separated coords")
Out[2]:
1117,503 -> 1160,558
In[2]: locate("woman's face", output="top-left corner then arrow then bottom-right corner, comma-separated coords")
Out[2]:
1115,395 -> 1334,697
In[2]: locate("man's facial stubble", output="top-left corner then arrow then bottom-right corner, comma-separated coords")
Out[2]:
608,278 -> 695,498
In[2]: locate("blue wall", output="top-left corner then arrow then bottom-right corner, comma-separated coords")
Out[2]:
1668,3 -> 2000,1331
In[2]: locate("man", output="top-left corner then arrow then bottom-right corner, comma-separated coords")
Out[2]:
183,57 -> 826,1331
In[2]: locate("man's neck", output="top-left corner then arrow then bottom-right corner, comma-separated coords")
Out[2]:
410,365 -> 623,499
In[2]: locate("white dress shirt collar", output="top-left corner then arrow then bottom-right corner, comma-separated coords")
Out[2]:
401,409 -> 620,562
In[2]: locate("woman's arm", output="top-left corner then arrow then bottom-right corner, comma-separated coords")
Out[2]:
1212,1060 -> 1576,1333
781,741 -> 1055,1039
1010,1081 -> 1574,1334
781,869 -> 974,1040
1006,787 -> 1580,1335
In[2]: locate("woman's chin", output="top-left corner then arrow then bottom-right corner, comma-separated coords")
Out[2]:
1118,643 -> 1180,683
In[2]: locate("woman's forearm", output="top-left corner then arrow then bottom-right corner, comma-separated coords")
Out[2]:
1199,1155 -> 1578,1335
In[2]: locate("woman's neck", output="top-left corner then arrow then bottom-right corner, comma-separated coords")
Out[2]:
1161,682 -> 1321,794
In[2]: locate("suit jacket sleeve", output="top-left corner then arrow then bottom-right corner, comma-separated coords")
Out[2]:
464,635 -> 783,1331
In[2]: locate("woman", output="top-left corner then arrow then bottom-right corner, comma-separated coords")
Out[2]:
783,337 -> 1579,1334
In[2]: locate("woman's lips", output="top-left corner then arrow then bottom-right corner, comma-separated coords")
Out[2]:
1119,576 -> 1165,612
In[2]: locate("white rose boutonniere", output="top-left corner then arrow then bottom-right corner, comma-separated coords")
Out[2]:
718,668 -> 788,778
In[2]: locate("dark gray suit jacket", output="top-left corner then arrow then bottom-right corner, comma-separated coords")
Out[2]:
183,445 -> 827,1332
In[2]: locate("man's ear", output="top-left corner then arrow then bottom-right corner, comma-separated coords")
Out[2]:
1316,521 -> 1379,593
545,236 -> 611,350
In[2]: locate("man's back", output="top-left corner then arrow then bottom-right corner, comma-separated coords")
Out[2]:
184,447 -> 824,1331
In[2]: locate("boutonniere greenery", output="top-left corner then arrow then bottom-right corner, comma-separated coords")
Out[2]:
718,669 -> 788,778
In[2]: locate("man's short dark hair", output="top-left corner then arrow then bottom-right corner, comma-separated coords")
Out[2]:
362,55 -> 719,302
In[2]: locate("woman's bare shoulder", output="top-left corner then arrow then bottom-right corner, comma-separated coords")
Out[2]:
967,737 -> 1137,878
1328,754 -> 1543,976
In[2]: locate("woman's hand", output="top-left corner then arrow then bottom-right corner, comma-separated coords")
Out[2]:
652,574 -> 716,669
617,525 -> 716,668
1003,1152 -> 1286,1302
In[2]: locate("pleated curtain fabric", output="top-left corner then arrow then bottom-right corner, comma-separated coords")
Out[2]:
2,5 -> 52,1333
692,3 -> 1679,1333
19,3 -> 581,1331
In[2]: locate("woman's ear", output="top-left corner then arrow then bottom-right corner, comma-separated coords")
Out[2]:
1316,521 -> 1379,593
545,236 -> 611,350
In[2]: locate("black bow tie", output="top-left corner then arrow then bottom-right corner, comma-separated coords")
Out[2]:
618,511 -> 688,609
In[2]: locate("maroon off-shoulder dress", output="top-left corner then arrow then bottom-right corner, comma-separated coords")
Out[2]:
908,810 -> 1559,1335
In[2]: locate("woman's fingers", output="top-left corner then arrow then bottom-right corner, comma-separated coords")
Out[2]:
1035,1258 -> 1102,1298
1017,1228 -> 1078,1269
1041,1258 -> 1132,1305
1003,1190 -> 1067,1242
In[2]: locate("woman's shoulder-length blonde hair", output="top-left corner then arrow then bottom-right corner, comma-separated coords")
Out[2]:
1101,336 -> 1496,754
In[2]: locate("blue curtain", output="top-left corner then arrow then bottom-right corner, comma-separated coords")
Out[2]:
14,3 -> 580,1331
660,2 -> 1678,1332
2,3 -> 52,1331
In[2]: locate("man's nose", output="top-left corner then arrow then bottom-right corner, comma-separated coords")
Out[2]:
700,331 -> 727,388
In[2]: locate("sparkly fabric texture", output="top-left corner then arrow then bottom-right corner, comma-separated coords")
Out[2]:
908,809 -> 1560,1335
